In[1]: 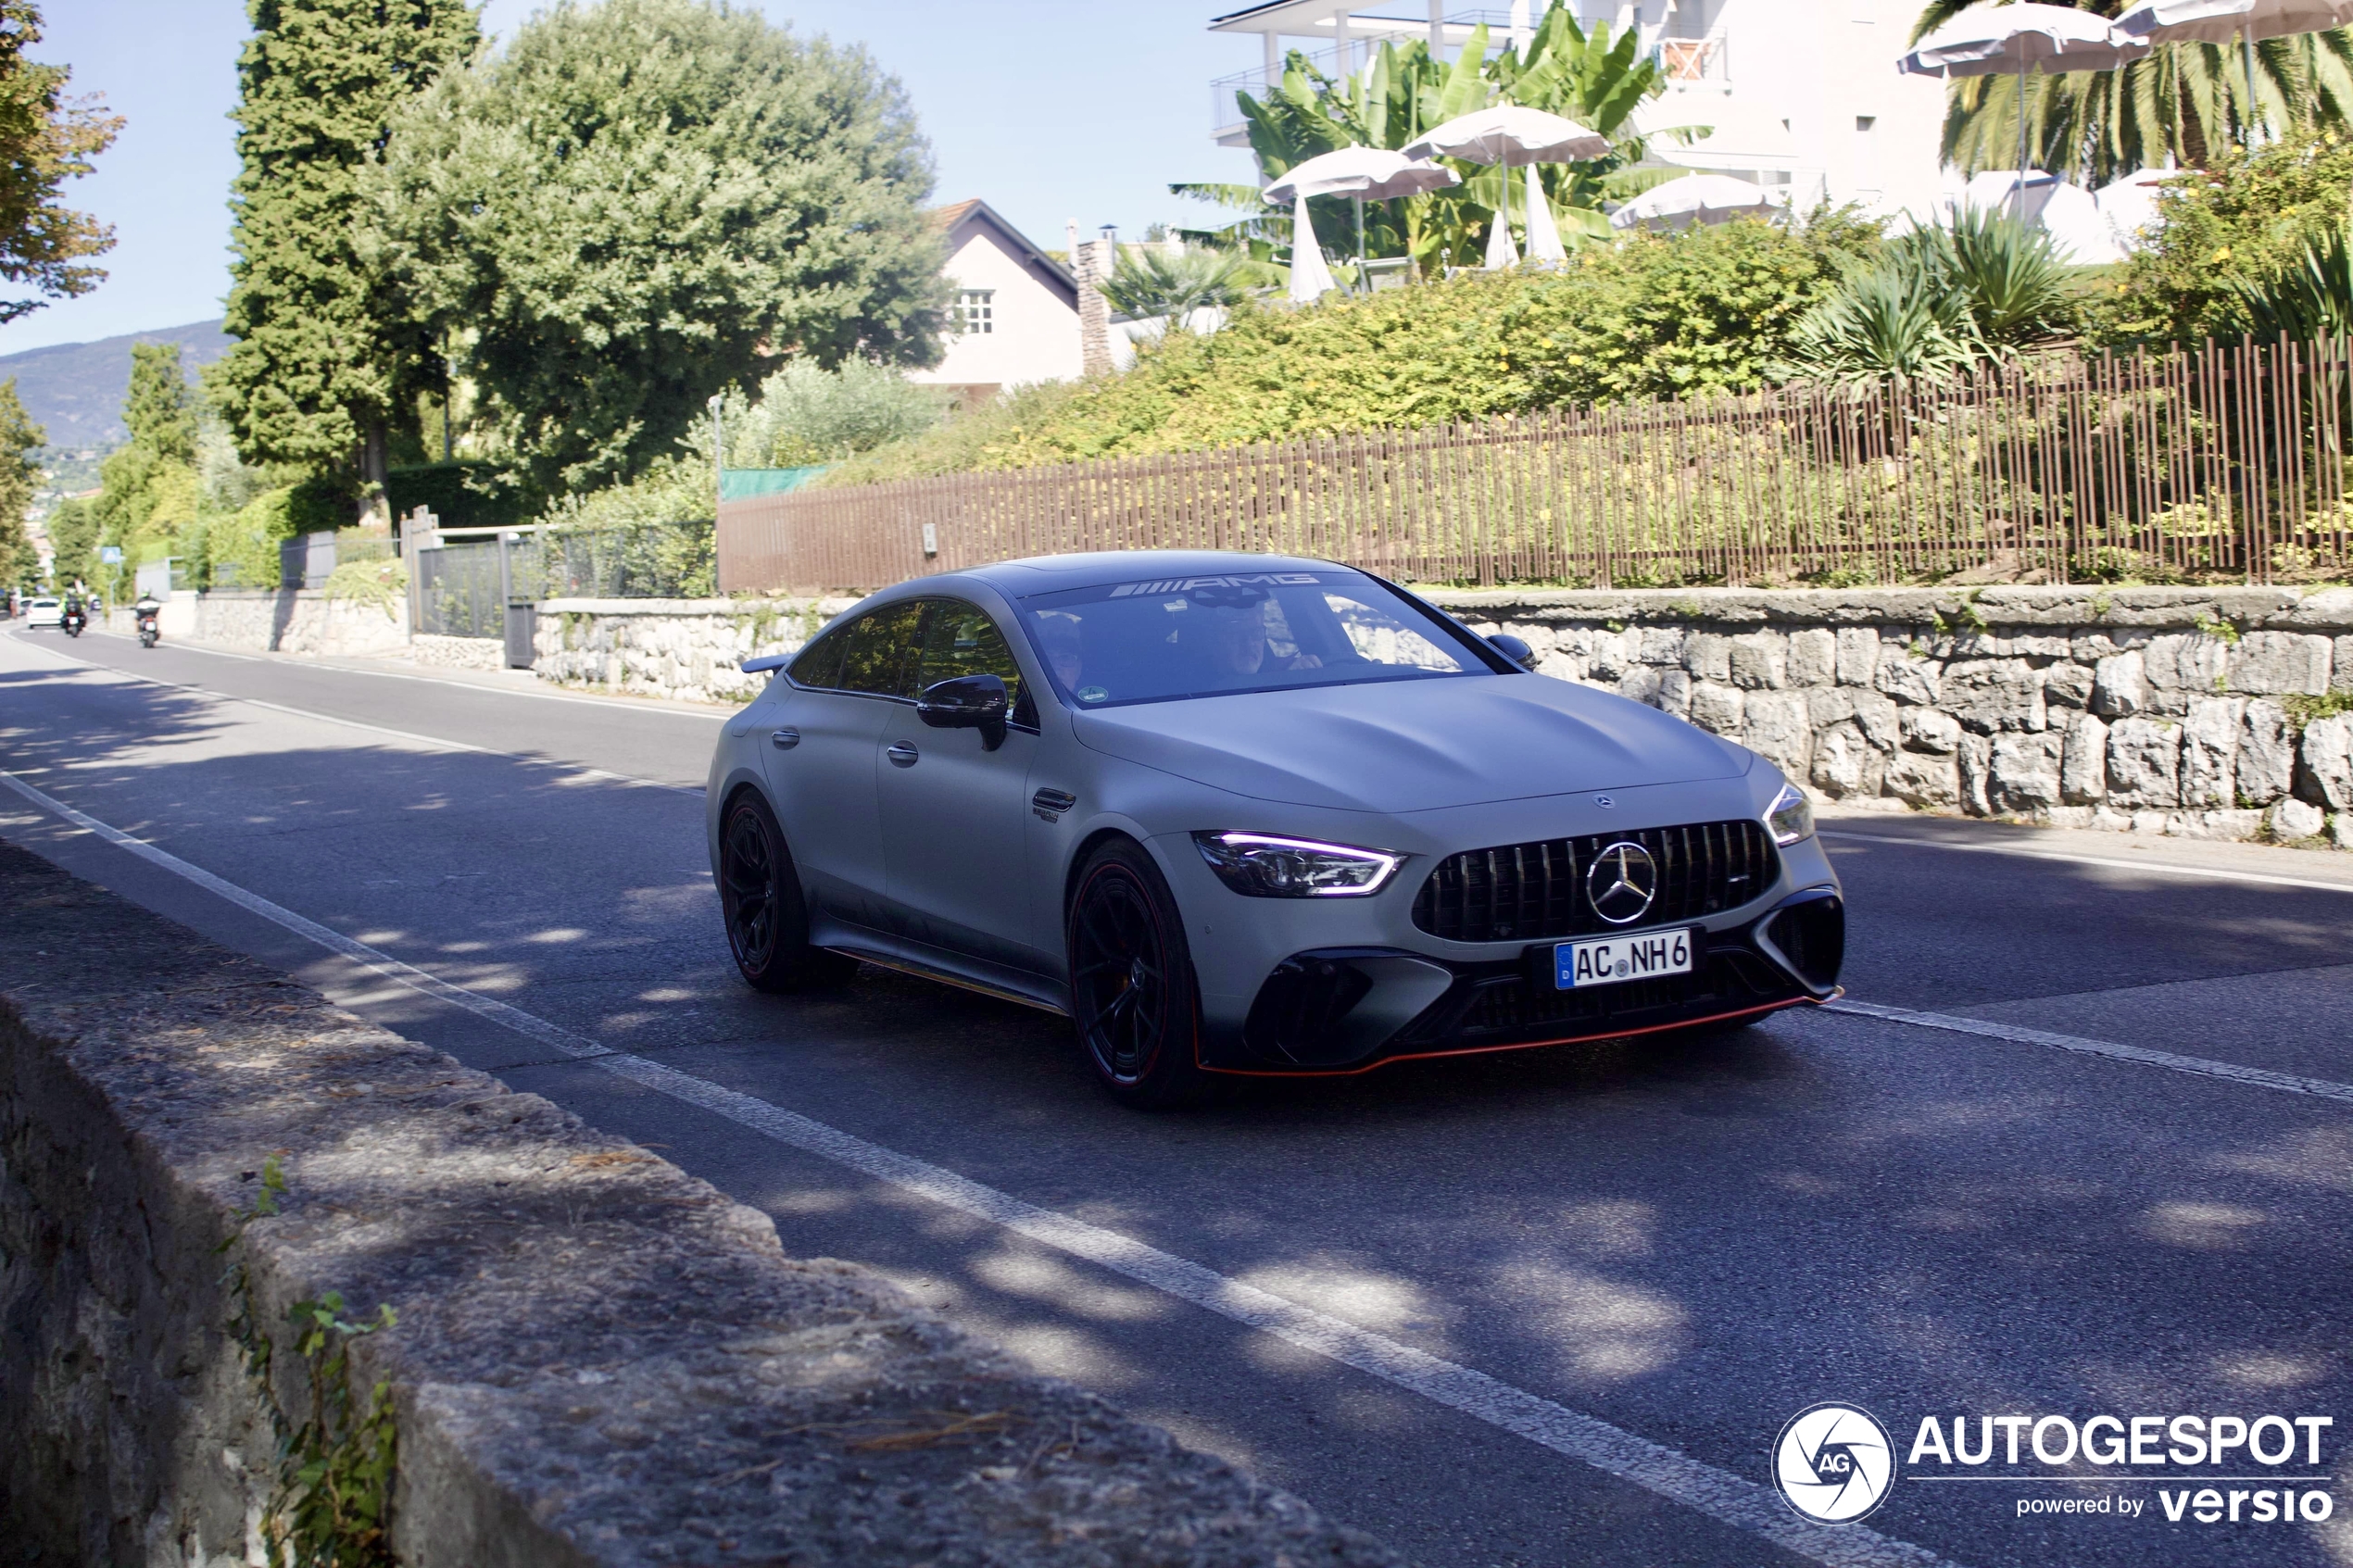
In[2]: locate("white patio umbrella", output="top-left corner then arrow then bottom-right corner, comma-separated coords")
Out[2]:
1522,166 -> 1567,262
1609,173 -> 1785,230
1899,5 -> 2150,208
1265,146 -> 1460,296
1403,106 -> 1610,270
1283,192 -> 1339,303
2117,0 -> 2353,132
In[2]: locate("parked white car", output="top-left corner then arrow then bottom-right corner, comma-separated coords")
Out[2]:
23,596 -> 61,628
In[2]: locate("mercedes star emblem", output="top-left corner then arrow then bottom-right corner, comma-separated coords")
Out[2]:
1585,841 -> 1659,925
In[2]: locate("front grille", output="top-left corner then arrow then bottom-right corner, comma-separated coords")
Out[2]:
1410,820 -> 1778,945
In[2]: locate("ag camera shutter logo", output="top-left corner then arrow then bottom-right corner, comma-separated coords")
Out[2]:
1773,1403 -> 1896,1524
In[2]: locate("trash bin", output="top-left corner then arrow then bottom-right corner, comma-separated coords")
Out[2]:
503,603 -> 537,670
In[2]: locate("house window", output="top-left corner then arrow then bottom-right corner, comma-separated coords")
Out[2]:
957,289 -> 995,334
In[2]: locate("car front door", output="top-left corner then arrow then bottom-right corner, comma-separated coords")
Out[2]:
761,601 -> 924,932
876,597 -> 1050,975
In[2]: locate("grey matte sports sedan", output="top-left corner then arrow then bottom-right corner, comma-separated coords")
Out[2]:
707,550 -> 1843,1107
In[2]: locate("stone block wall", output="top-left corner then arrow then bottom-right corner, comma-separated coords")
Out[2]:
1427,585 -> 2353,847
534,596 -> 853,705
132,588 -> 414,659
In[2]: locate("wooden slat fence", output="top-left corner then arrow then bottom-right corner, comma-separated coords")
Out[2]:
717,336 -> 2353,595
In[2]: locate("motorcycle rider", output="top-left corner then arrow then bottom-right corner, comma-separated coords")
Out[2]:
133,588 -> 163,647
60,584 -> 87,636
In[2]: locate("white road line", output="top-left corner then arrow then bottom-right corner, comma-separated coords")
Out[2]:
0,765 -> 1962,1568
5,631 -> 702,797
1820,828 -> 2353,896
14,624 -> 729,719
1828,999 -> 2353,1106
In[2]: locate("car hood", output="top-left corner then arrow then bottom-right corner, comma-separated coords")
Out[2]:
1074,674 -> 1750,813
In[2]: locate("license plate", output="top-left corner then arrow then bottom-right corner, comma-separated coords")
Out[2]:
1554,927 -> 1693,990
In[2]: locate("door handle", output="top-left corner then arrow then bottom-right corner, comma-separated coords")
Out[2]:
886,741 -> 920,768
770,728 -> 800,749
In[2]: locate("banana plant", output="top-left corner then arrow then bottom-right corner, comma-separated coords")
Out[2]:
1170,5 -> 1716,283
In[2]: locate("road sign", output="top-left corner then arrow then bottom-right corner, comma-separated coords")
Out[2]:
99,546 -> 123,564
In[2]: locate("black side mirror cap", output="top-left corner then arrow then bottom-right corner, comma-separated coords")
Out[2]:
1488,633 -> 1534,669
741,652 -> 791,673
917,672 -> 1010,749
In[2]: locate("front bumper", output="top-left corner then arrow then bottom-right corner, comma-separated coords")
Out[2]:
1203,887 -> 1843,1075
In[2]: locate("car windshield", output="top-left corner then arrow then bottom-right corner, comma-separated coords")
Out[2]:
1021,569 -> 1491,709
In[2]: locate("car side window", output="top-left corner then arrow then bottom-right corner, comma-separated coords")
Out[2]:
837,601 -> 926,697
918,599 -> 1026,701
787,623 -> 849,689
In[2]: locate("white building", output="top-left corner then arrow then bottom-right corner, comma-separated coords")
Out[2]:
908,200 -> 1085,406
1207,0 -> 1950,221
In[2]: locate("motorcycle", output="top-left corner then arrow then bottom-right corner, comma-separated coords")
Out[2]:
62,603 -> 85,638
137,608 -> 159,648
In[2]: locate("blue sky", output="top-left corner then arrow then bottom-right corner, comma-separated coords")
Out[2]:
6,0 -> 1266,354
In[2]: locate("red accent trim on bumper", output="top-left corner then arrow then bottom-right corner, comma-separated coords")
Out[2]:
1199,992 -> 1828,1079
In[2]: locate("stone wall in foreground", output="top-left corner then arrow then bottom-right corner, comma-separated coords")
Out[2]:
1428,585 -> 2353,847
0,840 -> 1398,1568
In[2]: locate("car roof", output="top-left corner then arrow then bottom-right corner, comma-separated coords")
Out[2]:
950,550 -> 1351,599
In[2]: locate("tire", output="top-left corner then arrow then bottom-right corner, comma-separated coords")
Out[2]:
719,791 -> 856,994
1066,838 -> 1213,1110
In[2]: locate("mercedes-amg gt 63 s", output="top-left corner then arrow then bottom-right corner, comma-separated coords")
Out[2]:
707,550 -> 1843,1107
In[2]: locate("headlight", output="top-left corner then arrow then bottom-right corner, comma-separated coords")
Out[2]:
1766,782 -> 1815,847
1192,831 -> 1403,897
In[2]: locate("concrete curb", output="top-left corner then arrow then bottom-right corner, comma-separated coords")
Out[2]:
0,841 -> 1400,1568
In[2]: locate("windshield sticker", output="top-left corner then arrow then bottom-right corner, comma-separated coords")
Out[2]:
1107,572 -> 1323,597
1076,684 -> 1110,704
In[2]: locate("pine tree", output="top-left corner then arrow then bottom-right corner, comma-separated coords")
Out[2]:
212,0 -> 478,514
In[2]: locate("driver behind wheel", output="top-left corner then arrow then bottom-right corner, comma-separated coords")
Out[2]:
1192,588 -> 1322,680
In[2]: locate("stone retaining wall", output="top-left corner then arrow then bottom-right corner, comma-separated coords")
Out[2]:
1428,584 -> 2353,847
162,587 -> 414,659
197,581 -> 2353,848
534,596 -> 852,705
0,840 -> 1395,1568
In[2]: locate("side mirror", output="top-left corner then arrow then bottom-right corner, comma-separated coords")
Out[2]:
1488,633 -> 1534,670
917,672 -> 1010,749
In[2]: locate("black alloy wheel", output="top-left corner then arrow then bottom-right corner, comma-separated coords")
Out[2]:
1067,839 -> 1211,1109
720,792 -> 854,993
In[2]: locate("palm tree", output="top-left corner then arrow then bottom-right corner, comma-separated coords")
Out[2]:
1913,0 -> 2353,182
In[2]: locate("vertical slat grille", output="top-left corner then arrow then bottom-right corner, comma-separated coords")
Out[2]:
1411,820 -> 1780,944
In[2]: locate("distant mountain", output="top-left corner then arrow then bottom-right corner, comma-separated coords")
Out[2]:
0,319 -> 235,452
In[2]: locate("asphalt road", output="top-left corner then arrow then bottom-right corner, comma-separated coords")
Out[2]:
6,623 -> 2353,1568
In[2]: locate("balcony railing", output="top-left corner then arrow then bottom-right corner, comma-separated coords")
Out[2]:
1209,10 -> 1535,132
1655,33 -> 1730,84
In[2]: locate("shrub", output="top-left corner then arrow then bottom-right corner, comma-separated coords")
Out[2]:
722,359 -> 950,468
2083,132 -> 2353,347
821,212 -> 1877,481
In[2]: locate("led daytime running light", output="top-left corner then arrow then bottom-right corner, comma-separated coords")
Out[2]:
1192,831 -> 1404,898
